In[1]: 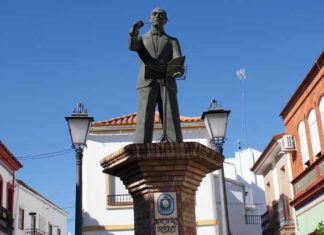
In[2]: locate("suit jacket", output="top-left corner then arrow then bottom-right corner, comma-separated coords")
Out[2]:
128,31 -> 182,91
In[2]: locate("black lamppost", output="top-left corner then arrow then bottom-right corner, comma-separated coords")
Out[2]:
65,103 -> 93,235
201,98 -> 231,235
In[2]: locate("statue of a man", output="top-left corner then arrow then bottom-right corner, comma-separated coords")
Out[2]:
129,7 -> 184,143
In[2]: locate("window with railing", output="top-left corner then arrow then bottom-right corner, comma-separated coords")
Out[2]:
273,195 -> 293,228
261,210 -> 272,234
106,175 -> 132,207
245,208 -> 261,224
245,214 -> 261,224
107,194 -> 133,206
0,206 -> 13,233
261,195 -> 294,234
25,228 -> 46,235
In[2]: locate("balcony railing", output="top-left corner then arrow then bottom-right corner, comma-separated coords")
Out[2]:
293,157 -> 324,197
261,210 -> 272,234
245,214 -> 261,224
0,206 -> 13,234
261,195 -> 294,235
107,194 -> 133,206
25,228 -> 46,235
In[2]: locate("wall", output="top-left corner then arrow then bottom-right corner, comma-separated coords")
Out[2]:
214,175 -> 263,235
83,125 -> 265,235
263,166 -> 275,209
282,68 -> 324,178
275,153 -> 293,200
14,182 -> 68,235
0,160 -> 14,209
295,195 -> 324,235
83,128 -> 221,234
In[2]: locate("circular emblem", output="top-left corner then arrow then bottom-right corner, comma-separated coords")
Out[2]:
157,193 -> 174,216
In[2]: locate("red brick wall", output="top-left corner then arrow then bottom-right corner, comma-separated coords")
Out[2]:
282,68 -> 324,179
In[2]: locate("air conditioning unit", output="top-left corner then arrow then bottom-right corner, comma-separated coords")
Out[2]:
280,135 -> 295,152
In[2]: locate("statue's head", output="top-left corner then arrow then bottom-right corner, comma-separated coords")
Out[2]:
149,7 -> 168,28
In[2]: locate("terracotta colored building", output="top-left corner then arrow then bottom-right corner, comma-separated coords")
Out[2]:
0,141 -> 23,235
279,51 -> 324,235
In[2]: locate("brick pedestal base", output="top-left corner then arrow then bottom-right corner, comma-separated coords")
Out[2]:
100,142 -> 222,235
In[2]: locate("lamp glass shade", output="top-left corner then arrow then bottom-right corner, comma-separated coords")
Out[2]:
202,110 -> 230,140
66,117 -> 92,146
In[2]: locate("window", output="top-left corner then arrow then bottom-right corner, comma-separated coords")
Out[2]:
320,96 -> 324,133
18,208 -> 24,230
6,184 -> 14,213
298,121 -> 310,167
30,213 -> 36,230
48,223 -> 53,235
106,175 -> 133,207
0,176 -> 3,207
308,109 -> 321,156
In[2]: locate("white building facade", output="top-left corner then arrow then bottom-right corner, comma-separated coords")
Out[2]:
0,141 -> 23,235
13,179 -> 68,235
82,113 -> 265,235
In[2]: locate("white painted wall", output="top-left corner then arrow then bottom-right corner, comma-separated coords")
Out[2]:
226,148 -> 266,214
13,180 -> 68,235
83,125 -> 265,235
0,160 -> 15,209
214,176 -> 263,235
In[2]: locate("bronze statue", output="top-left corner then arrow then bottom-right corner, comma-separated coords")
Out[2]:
129,7 -> 184,143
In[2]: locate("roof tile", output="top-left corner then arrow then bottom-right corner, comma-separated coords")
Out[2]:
92,112 -> 201,127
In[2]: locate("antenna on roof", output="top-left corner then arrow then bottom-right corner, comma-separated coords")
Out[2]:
237,139 -> 242,151
237,68 -> 249,148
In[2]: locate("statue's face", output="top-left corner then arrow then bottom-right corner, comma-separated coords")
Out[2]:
149,8 -> 167,27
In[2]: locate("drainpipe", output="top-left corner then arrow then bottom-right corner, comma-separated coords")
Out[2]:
13,180 -> 20,233
242,184 -> 247,217
209,173 -> 218,234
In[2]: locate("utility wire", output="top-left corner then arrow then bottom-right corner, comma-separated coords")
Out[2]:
16,148 -> 73,160
18,149 -> 72,158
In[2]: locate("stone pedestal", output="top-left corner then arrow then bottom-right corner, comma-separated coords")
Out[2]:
100,142 -> 222,235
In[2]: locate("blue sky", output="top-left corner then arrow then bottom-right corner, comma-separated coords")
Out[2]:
1,0 -> 323,233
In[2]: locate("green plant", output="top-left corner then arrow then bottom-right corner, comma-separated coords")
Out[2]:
314,221 -> 324,235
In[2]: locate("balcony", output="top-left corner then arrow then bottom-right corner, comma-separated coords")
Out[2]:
107,194 -> 133,206
244,208 -> 261,224
261,210 -> 274,235
273,195 -> 293,228
291,156 -> 324,207
245,214 -> 261,224
25,228 -> 46,235
0,206 -> 13,234
261,195 -> 294,235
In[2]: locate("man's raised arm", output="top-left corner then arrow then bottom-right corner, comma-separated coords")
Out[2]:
128,20 -> 144,51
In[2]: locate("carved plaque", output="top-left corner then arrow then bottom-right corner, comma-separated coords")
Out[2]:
154,192 -> 179,235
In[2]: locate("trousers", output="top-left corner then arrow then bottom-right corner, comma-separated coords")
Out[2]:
134,82 -> 183,143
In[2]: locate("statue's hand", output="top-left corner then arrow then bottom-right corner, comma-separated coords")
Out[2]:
132,20 -> 144,30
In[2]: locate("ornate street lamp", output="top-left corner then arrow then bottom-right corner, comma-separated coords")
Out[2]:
65,103 -> 93,235
201,98 -> 231,235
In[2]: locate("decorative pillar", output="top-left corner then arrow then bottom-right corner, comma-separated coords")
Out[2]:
100,142 -> 222,235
